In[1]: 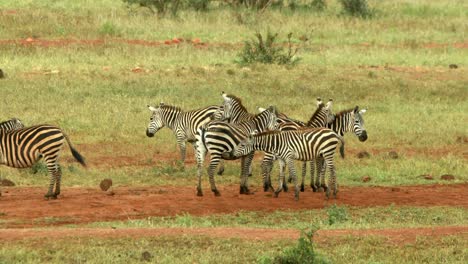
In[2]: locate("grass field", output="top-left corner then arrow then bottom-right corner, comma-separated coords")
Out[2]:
0,0 -> 467,263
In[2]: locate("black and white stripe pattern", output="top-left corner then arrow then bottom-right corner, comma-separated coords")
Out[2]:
0,125 -> 86,199
195,106 -> 278,196
0,118 -> 24,131
226,128 -> 344,200
146,103 -> 222,165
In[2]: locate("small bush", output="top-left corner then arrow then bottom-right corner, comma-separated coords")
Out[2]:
237,32 -> 300,66
339,0 -> 374,18
99,21 -> 121,36
310,0 -> 327,11
326,204 -> 348,225
123,0 -> 182,16
30,162 -> 49,175
187,0 -> 212,11
259,229 -> 329,264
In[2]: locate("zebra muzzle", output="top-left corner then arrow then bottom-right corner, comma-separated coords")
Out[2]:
221,151 -> 235,160
146,130 -> 155,137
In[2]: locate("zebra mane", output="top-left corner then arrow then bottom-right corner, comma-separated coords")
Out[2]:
160,105 -> 183,113
254,130 -> 282,137
306,103 -> 325,126
225,94 -> 249,114
335,108 -> 355,118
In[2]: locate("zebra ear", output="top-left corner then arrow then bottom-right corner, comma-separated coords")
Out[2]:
257,106 -> 266,112
316,97 -> 322,106
359,108 -> 367,115
326,98 -> 333,110
160,102 -> 164,106
268,105 -> 277,114
354,106 -> 359,112
250,130 -> 259,136
222,92 -> 229,100
148,105 -> 158,112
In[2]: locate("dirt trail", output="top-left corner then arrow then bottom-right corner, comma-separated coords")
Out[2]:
0,226 -> 467,245
1,184 -> 466,228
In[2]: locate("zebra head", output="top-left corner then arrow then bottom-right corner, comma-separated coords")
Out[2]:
221,92 -> 249,122
146,104 -> 165,137
223,131 -> 257,159
352,106 -> 367,142
209,105 -> 226,121
257,105 -> 279,131
325,98 -> 335,124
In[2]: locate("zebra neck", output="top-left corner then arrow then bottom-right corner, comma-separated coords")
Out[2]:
163,111 -> 181,130
328,113 -> 351,136
253,136 -> 275,153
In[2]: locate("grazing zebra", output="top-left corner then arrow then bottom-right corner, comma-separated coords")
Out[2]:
260,98 -> 334,192
223,128 -> 345,200
195,106 -> 278,196
0,125 -> 86,199
0,118 -> 24,131
310,106 -> 367,191
146,103 -> 222,166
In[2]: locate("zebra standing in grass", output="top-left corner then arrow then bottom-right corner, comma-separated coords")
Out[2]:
0,125 -> 86,199
0,118 -> 24,131
224,128 -> 344,200
310,106 -> 367,191
146,103 -> 222,166
260,98 -> 335,192
195,105 -> 278,196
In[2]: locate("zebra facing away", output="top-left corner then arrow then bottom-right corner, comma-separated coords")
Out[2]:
0,118 -> 24,131
223,128 -> 345,200
195,105 -> 278,197
146,103 -> 222,166
0,125 -> 86,199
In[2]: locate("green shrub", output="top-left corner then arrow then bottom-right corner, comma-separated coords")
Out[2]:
326,204 -> 348,225
237,32 -> 300,66
339,0 -> 374,18
123,0 -> 182,16
99,21 -> 121,36
30,162 -> 48,175
187,0 -> 212,11
310,0 -> 327,11
259,229 -> 329,264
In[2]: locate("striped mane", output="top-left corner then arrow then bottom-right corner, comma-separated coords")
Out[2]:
225,94 -> 249,114
334,108 -> 354,118
160,105 -> 183,113
306,103 -> 325,126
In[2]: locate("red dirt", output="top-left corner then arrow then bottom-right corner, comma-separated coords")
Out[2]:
0,184 -> 466,228
0,226 -> 466,245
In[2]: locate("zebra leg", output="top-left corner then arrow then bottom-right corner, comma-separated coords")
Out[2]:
320,157 -> 328,193
239,153 -> 254,194
286,158 -> 300,201
274,159 -> 286,198
195,141 -> 207,196
310,159 -> 318,192
54,165 -> 62,197
315,156 -> 325,192
279,160 -> 289,192
177,139 -> 186,169
261,154 -> 275,192
44,162 -> 58,200
300,161 -> 307,192
207,154 -> 222,196
326,157 -> 338,199
217,160 -> 225,175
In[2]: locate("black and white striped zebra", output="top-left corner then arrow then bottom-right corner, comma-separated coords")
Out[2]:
146,103 -> 222,166
0,118 -> 24,131
0,125 -> 86,199
224,128 -> 344,200
195,106 -> 278,196
310,106 -> 367,191
260,98 -> 334,192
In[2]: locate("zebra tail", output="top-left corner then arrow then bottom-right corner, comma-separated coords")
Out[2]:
63,132 -> 87,167
338,135 -> 345,159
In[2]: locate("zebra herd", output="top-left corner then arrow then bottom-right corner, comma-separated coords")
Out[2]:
0,118 -> 86,199
147,92 -> 368,200
0,92 -> 366,201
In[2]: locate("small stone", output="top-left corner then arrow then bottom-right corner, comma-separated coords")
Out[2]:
387,151 -> 399,159
362,176 -> 371,182
99,178 -> 112,191
449,64 -> 458,69
391,187 -> 400,192
357,151 -> 370,159
440,174 -> 455,181
421,174 -> 434,180
1,179 -> 15,186
0,69 -> 4,79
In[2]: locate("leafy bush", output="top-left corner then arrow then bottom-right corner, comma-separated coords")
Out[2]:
259,229 -> 329,264
187,0 -> 212,11
123,0 -> 182,16
326,204 -> 348,225
228,0 -> 273,10
237,32 -> 300,66
339,0 -> 374,18
310,0 -> 327,11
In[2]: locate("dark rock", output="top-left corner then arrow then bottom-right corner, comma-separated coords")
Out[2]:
440,174 -> 455,181
357,151 -> 371,159
1,179 -> 15,186
362,176 -> 371,182
449,64 -> 458,69
99,178 -> 113,191
387,151 -> 399,159
141,251 -> 152,262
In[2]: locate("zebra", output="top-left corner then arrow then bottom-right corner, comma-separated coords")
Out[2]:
259,98 -> 334,192
0,125 -> 86,199
223,128 -> 345,200
0,118 -> 24,131
146,103 -> 222,166
195,105 -> 278,197
310,106 -> 367,191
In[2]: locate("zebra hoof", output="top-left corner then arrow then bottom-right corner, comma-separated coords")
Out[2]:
287,177 -> 293,183
317,187 -> 324,193
213,190 -> 221,197
217,168 -> 224,176
300,184 -> 305,192
44,193 -> 57,200
248,173 -> 252,177
282,184 -> 289,192
263,183 -> 270,192
273,192 -> 280,198
196,191 -> 203,197
311,185 -> 318,192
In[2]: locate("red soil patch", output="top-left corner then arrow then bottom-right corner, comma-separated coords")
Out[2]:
0,184 -> 466,228
0,226 -> 466,245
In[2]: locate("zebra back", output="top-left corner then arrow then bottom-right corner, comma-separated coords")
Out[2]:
0,118 -> 24,131
221,92 -> 256,123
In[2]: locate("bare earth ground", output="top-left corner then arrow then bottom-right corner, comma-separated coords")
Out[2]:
1,184 -> 467,228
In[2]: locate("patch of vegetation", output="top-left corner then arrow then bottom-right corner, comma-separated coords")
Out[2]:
30,162 -> 48,175
326,204 -> 348,225
259,229 -> 329,264
99,21 -> 121,36
339,0 -> 374,18
237,32 -> 300,66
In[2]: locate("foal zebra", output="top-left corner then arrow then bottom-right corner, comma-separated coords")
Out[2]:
0,125 -> 86,199
195,106 -> 278,196
146,103 -> 222,166
0,118 -> 24,131
224,128 -> 344,200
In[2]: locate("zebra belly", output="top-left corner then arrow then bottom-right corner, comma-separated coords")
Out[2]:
3,149 -> 41,168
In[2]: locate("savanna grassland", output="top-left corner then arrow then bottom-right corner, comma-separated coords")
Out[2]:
0,0 -> 467,263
